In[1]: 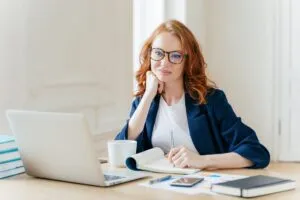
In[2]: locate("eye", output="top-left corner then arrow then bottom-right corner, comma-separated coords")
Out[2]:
154,49 -> 164,57
171,53 -> 182,59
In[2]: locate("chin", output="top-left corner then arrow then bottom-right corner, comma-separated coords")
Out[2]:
156,75 -> 171,82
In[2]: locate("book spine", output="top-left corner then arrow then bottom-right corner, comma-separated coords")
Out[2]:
0,136 -> 15,144
0,167 -> 25,179
0,151 -> 21,162
0,160 -> 23,172
0,147 -> 18,154
0,142 -> 18,153
0,158 -> 22,165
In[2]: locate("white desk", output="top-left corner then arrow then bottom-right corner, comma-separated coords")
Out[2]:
1,162 -> 299,200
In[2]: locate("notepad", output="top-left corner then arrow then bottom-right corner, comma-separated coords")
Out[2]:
125,147 -> 200,174
211,175 -> 296,197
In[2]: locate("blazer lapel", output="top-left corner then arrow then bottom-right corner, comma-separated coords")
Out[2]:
185,93 -> 202,118
185,93 -> 216,155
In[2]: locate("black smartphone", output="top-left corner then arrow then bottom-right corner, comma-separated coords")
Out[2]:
170,177 -> 204,187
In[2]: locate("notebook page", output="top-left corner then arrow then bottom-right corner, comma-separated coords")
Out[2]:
130,147 -> 164,166
141,158 -> 200,174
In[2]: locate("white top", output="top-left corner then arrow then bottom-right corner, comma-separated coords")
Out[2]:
151,94 -> 198,154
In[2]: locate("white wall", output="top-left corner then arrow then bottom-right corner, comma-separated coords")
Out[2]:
0,0 -> 133,135
185,0 -> 206,54
279,0 -> 300,161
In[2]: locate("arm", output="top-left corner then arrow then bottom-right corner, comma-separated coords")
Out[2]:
115,97 -> 150,153
115,94 -> 158,153
168,146 -> 252,169
203,152 -> 253,170
207,90 -> 270,169
168,90 -> 270,169
128,71 -> 164,140
115,71 -> 163,152
127,94 -> 153,140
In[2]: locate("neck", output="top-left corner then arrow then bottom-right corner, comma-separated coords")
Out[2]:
162,80 -> 184,106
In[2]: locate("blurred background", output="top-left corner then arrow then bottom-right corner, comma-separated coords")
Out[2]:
0,0 -> 299,161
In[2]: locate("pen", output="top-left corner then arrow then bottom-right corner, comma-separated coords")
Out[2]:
149,175 -> 172,185
170,130 -> 175,167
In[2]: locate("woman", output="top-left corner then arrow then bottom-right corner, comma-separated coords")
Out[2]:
115,20 -> 270,169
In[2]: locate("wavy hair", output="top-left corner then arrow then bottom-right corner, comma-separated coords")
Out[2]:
135,20 -> 216,104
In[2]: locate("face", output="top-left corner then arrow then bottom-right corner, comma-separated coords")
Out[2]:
150,32 -> 185,83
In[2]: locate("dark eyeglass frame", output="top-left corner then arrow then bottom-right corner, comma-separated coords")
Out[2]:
150,48 -> 187,64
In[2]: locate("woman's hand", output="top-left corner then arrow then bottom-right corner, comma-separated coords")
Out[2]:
167,146 -> 208,169
144,71 -> 164,100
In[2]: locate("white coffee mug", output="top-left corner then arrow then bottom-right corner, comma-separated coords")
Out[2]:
107,140 -> 137,167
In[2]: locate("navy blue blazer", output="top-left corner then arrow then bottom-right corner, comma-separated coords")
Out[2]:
115,89 -> 270,169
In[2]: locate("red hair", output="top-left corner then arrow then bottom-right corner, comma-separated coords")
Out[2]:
135,20 -> 215,104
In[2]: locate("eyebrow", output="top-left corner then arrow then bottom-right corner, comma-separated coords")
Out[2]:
152,47 -> 183,52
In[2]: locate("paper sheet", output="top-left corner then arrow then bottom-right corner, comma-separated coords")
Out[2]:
139,172 -> 247,195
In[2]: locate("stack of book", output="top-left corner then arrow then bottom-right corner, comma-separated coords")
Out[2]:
0,134 -> 25,179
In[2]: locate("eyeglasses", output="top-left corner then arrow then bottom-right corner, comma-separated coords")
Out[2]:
150,48 -> 187,64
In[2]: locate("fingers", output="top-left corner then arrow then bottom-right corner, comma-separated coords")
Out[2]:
158,80 -> 164,94
173,154 -> 188,168
179,158 -> 189,168
146,70 -> 155,80
146,70 -> 152,77
172,147 -> 186,161
146,70 -> 165,95
167,147 -> 181,162
144,71 -> 159,98
169,147 -> 201,169
170,147 -> 190,168
146,71 -> 159,87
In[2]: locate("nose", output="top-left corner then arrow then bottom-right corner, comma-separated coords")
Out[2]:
160,53 -> 171,65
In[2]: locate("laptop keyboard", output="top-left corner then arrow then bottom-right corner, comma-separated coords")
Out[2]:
104,174 -> 125,181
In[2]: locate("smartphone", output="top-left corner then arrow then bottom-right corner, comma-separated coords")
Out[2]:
170,177 -> 204,187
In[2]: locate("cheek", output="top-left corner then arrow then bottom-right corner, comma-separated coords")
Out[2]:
175,65 -> 185,76
150,60 -> 160,71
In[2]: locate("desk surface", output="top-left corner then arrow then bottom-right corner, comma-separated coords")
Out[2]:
1,136 -> 299,199
0,162 -> 299,200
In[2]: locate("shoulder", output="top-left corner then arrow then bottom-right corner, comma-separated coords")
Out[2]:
205,88 -> 228,106
204,88 -> 236,120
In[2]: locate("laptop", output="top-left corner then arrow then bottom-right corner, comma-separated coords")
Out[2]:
6,110 -> 147,186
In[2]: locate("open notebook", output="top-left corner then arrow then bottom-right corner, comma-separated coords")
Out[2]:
125,147 -> 200,174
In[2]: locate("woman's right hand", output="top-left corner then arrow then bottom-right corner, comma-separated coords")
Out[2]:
127,71 -> 164,140
144,71 -> 164,100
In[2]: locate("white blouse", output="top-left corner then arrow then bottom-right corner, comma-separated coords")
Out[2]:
151,94 -> 198,154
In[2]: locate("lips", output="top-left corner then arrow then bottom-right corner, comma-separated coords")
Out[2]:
159,69 -> 171,75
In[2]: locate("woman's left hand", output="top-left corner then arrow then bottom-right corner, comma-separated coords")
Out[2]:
167,146 -> 208,169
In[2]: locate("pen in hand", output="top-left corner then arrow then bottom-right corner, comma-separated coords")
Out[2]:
149,175 -> 172,185
170,130 -> 175,168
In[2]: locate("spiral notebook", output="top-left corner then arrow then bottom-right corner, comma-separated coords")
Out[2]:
125,147 -> 200,175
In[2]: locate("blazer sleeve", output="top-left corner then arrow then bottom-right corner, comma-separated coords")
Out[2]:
209,90 -> 270,169
114,97 -> 147,153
